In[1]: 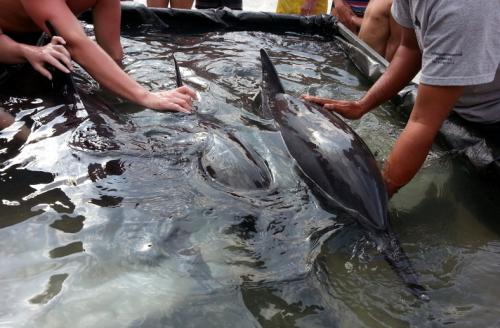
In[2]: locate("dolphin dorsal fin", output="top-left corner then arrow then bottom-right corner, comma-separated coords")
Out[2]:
260,49 -> 285,96
173,54 -> 183,88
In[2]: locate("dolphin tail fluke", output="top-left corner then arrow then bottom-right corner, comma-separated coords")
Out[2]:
379,232 -> 430,301
173,54 -> 183,88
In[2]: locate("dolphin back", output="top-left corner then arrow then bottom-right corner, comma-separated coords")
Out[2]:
260,49 -> 388,230
273,94 -> 388,231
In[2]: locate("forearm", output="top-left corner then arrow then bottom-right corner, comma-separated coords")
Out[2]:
0,34 -> 26,64
382,120 -> 435,196
69,37 -> 147,103
358,41 -> 421,112
382,84 -> 464,196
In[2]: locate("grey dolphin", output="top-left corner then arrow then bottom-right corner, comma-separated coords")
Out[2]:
259,49 -> 428,301
173,55 -> 272,191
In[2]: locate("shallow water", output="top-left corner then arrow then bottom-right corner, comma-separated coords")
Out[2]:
1,30 -> 500,328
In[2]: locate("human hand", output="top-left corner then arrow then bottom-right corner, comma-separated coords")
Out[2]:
302,95 -> 366,119
300,0 -> 316,15
331,3 -> 358,32
351,15 -> 364,28
142,85 -> 197,113
22,36 -> 73,80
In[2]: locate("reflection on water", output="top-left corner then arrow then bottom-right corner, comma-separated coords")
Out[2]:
1,30 -> 500,327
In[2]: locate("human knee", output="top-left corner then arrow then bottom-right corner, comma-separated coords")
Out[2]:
364,0 -> 391,21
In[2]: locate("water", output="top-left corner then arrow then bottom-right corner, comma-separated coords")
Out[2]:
1,30 -> 500,328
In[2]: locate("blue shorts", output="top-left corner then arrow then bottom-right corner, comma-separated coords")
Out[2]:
332,0 -> 369,17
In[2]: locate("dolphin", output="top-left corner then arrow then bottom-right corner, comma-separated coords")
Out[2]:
259,49 -> 429,301
173,54 -> 273,192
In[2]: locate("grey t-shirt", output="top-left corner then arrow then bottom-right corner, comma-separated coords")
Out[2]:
391,0 -> 500,123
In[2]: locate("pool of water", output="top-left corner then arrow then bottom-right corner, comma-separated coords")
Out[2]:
1,29 -> 500,328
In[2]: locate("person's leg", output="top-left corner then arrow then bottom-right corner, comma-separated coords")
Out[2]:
195,0 -> 216,9
357,0 -> 392,58
222,0 -> 242,10
170,0 -> 194,9
147,0 -> 168,7
91,0 -> 124,62
475,122 -> 500,149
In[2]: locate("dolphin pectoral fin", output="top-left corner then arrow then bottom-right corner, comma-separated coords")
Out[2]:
173,54 -> 183,88
379,232 -> 429,301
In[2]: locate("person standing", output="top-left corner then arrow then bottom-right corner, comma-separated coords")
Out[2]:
331,0 -> 369,31
147,0 -> 193,9
195,0 -> 242,10
276,0 -> 328,15
305,0 -> 500,197
332,0 -> 400,61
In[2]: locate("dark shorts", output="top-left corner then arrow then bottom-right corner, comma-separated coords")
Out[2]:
195,0 -> 242,10
470,120 -> 500,148
445,113 -> 500,149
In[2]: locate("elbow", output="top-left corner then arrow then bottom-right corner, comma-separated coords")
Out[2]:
65,35 -> 94,64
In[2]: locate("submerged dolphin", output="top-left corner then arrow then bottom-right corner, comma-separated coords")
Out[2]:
173,55 -> 272,191
259,49 -> 428,300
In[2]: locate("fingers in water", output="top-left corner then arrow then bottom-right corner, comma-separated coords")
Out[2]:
177,85 -> 197,98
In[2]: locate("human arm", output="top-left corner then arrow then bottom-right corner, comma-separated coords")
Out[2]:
331,0 -> 359,32
383,84 -> 463,196
20,0 -> 195,113
0,28 -> 72,80
303,25 -> 421,119
92,0 -> 123,63
300,0 -> 318,15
